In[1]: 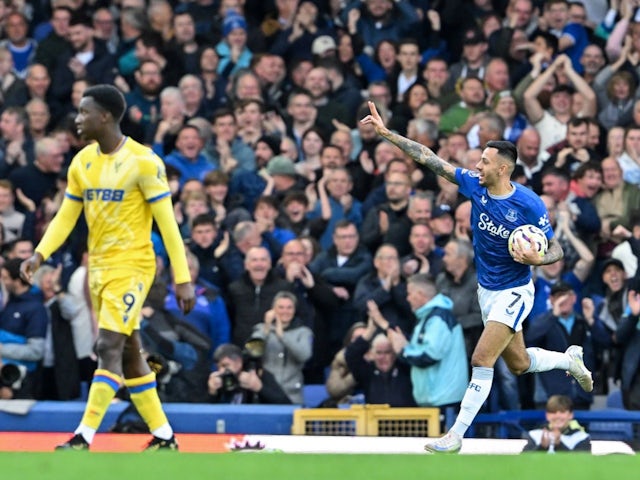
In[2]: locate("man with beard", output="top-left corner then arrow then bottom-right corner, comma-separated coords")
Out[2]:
303,67 -> 350,134
579,44 -> 605,85
122,60 -> 163,143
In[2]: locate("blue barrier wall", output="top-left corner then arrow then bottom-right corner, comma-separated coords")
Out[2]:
2,402 -> 639,439
0,402 -> 298,435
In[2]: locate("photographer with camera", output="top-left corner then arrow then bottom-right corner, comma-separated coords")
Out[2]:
0,258 -> 48,399
207,343 -> 291,404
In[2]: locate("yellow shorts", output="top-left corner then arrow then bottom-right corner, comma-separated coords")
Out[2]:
89,268 -> 154,336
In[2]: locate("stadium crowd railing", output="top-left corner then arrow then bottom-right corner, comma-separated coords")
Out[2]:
1,401 -> 639,441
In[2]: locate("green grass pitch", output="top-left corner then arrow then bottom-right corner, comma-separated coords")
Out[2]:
2,452 -> 638,480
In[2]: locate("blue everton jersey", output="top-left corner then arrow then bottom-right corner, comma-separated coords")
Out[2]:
455,168 -> 553,290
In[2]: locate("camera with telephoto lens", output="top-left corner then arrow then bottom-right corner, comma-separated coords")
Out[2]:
0,363 -> 27,389
219,368 -> 240,393
219,338 -> 266,393
243,337 -> 265,371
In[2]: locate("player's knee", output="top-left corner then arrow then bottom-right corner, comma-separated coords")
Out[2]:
470,352 -> 493,368
95,336 -> 122,364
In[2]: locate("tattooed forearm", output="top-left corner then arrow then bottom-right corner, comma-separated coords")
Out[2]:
379,129 -> 457,183
541,237 -> 564,265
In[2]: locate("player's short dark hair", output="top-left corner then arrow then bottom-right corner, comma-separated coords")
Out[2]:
486,140 -> 518,165
83,85 -> 126,122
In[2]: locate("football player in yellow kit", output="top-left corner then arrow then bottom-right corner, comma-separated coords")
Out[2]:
21,85 -> 195,451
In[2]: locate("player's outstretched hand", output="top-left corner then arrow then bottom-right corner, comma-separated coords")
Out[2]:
360,101 -> 389,137
20,253 -> 44,285
175,281 -> 196,314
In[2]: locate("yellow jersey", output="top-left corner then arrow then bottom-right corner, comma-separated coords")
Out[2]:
66,137 -> 170,271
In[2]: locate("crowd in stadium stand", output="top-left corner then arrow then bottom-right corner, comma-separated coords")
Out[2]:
1,0 -> 640,416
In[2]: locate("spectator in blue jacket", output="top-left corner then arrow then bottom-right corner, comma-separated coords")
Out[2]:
369,273 -> 468,408
164,125 -> 215,187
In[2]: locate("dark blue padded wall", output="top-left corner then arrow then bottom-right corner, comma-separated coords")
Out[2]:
0,402 -> 298,434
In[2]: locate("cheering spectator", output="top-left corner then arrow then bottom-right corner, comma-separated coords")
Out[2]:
251,291 -> 313,404
522,395 -> 591,452
344,315 -> 415,407
369,273 -> 468,408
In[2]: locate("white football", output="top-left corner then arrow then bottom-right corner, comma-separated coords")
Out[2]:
508,224 -> 548,258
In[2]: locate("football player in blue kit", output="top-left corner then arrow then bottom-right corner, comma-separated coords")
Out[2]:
361,102 -> 593,453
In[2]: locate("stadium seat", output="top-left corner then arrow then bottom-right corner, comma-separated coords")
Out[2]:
606,389 -> 624,409
303,384 -> 329,408
588,390 -> 633,441
588,416 -> 633,441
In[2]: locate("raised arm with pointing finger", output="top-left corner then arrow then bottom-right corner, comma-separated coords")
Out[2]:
360,101 -> 458,184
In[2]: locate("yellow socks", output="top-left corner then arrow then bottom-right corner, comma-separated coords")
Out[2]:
124,372 -> 173,438
78,369 -> 121,436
